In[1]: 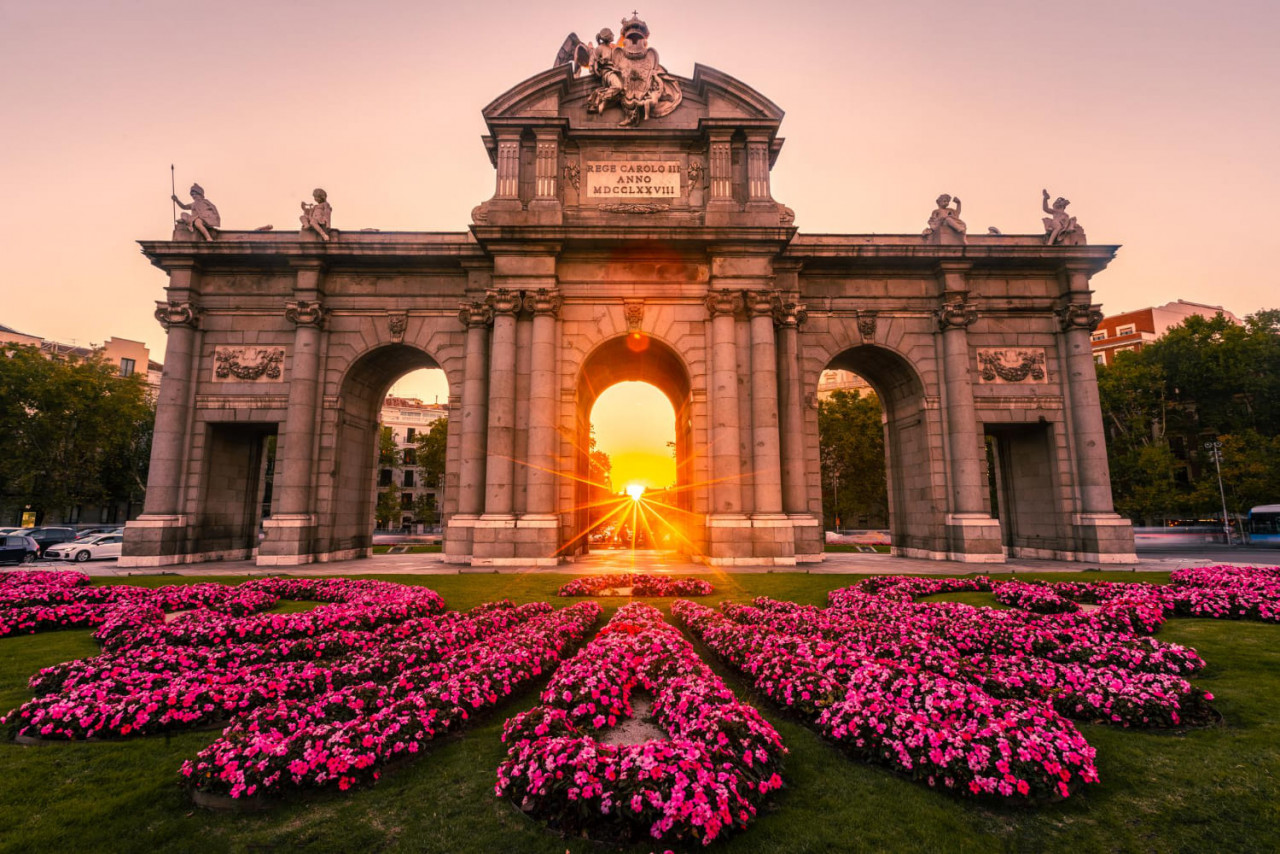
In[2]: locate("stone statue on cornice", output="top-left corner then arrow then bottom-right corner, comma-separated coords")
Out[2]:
585,14 -> 683,127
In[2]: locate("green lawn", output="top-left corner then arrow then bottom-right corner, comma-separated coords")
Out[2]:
1,572 -> 1277,853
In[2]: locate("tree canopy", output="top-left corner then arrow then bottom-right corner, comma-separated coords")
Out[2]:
0,344 -> 153,523
817,388 -> 888,529
1097,310 -> 1280,523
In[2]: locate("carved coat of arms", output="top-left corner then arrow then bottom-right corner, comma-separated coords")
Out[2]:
560,15 -> 683,128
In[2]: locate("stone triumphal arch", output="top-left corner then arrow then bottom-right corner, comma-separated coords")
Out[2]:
121,16 -> 1136,567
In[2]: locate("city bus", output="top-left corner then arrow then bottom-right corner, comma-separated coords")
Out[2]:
1246,505 -> 1280,546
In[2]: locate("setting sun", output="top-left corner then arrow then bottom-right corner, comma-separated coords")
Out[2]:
625,483 -> 646,500
591,382 -> 676,491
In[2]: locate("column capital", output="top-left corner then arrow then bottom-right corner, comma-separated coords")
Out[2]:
485,287 -> 522,317
154,299 -> 201,331
524,287 -> 563,317
705,288 -> 744,319
458,300 -> 493,328
745,289 -> 780,318
936,300 -> 978,331
284,299 -> 328,328
1058,302 -> 1104,332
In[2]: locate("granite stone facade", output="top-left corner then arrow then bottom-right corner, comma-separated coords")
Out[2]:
120,61 -> 1135,568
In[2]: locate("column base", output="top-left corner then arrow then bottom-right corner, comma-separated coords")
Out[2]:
119,515 -> 189,566
945,513 -> 1006,563
444,515 -> 479,563
1072,513 -> 1138,563
256,514 -> 317,566
789,514 -> 824,562
750,514 -> 796,562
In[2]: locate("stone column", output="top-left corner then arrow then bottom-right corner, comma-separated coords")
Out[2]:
706,289 -> 745,516
456,301 -> 492,517
936,263 -> 1003,561
746,291 -> 784,515
745,132 -> 772,204
259,267 -> 327,565
1060,267 -> 1136,561
775,300 -> 808,514
120,263 -> 201,566
524,287 -> 562,515
483,288 -> 521,516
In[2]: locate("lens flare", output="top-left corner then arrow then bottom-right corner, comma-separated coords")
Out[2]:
626,483 -> 646,500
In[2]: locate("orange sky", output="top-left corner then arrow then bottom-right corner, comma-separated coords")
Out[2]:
4,1 -> 1278,471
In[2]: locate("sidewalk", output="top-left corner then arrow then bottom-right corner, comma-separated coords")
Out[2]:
54,547 -> 1276,579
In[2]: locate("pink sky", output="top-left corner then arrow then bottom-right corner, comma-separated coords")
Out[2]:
3,0 -> 1277,458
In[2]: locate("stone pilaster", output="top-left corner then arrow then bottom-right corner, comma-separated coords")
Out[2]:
455,301 -> 492,518
935,263 -> 1004,562
524,288 -> 562,516
745,133 -> 772,204
746,291 -> 784,515
259,264 -> 328,565
120,262 -> 201,565
706,289 -> 745,517
774,294 -> 821,558
1060,267 -> 1136,561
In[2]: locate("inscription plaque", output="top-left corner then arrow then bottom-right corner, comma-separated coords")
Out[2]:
585,161 -> 681,200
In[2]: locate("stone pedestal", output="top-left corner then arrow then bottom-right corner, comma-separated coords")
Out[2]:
790,514 -> 823,562
945,514 -> 1007,563
119,515 -> 189,567
256,514 -> 318,566
1072,514 -> 1138,563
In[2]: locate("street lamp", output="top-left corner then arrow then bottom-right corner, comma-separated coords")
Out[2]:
1203,440 -> 1231,546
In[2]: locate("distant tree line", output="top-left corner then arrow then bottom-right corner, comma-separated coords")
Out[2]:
1097,310 -> 1280,525
0,344 -> 154,525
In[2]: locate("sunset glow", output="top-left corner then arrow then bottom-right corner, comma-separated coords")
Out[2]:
591,382 -> 677,491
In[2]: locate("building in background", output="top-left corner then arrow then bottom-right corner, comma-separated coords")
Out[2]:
816,369 -> 873,400
1091,300 -> 1241,366
0,323 -> 162,394
374,396 -> 447,532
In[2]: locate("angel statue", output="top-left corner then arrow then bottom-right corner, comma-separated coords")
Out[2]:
1041,189 -> 1087,245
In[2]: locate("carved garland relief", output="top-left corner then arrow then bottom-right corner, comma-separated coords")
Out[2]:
213,347 -> 286,382
976,348 -> 1048,384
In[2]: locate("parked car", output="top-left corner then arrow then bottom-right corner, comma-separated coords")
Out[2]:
12,527 -> 78,556
0,535 -> 39,565
74,527 -> 124,540
45,533 -> 123,563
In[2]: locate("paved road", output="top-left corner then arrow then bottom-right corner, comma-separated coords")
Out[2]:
22,543 -> 1277,578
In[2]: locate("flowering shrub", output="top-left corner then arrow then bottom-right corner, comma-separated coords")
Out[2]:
674,599 -> 1100,802
497,603 -> 784,846
182,601 -> 599,799
557,574 -> 714,597
993,581 -> 1079,614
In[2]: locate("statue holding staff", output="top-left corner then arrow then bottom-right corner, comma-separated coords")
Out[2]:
172,183 -> 220,241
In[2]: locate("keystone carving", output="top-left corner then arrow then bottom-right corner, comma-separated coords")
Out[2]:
977,348 -> 1048,384
213,346 -> 284,382
154,300 -> 200,330
857,311 -> 878,342
704,289 -> 744,319
485,288 -> 522,316
936,301 -> 978,330
1059,302 -> 1104,332
284,299 -> 327,328
525,288 -> 564,317
387,311 -> 408,342
622,298 -> 644,330
458,301 -> 493,328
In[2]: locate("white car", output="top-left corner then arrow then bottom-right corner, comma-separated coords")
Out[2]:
45,533 -> 123,563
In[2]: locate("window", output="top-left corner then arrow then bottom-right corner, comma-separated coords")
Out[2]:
1116,323 -> 1136,336
1094,353 -> 1106,364
378,469 -> 392,487
1090,331 -> 1106,342
403,449 -> 416,465
406,427 -> 416,441
403,470 -> 415,487
401,492 -> 414,510
120,358 -> 135,377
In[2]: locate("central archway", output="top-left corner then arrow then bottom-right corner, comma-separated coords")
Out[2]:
572,334 -> 698,558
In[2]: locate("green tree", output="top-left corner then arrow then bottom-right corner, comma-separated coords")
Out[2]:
0,344 -> 154,522
373,425 -> 400,530
374,485 -> 399,529
413,417 -> 448,491
817,389 -> 888,529
1097,308 -> 1280,523
412,491 -> 438,526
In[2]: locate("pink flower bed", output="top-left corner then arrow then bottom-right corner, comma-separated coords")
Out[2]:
496,603 -> 784,846
675,599 -> 1101,802
182,601 -> 600,799
557,574 -> 714,597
